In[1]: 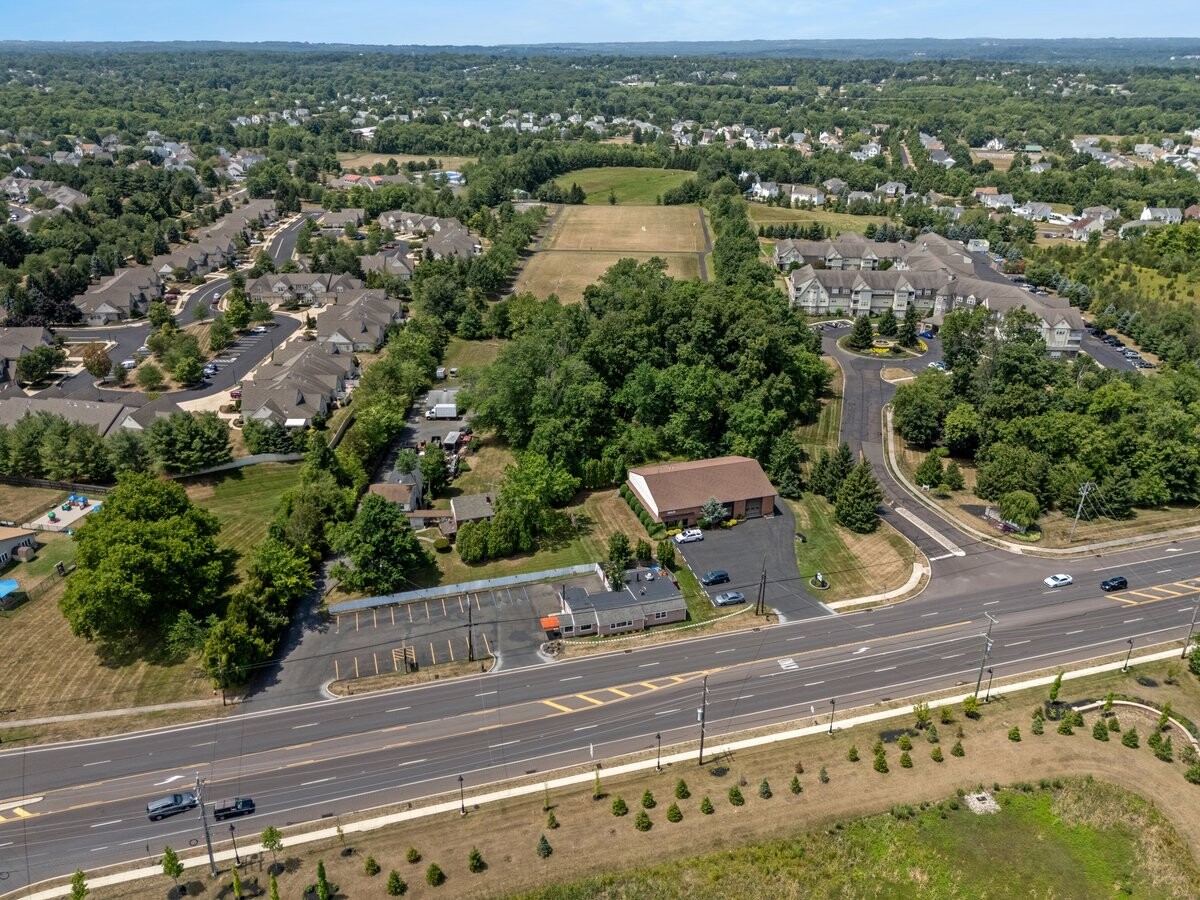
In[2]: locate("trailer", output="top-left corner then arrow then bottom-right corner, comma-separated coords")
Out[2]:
425,402 -> 458,420
443,430 -> 462,451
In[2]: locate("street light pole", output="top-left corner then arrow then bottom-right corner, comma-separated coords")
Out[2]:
655,732 -> 662,772
828,698 -> 837,735
458,775 -> 466,816
1183,596 -> 1200,660
697,674 -> 710,766
985,668 -> 994,703
229,824 -> 240,867
973,613 -> 998,699
1123,638 -> 1134,673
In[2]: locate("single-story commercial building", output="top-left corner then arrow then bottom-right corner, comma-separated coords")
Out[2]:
626,456 -> 777,527
0,527 -> 36,565
541,567 -> 687,637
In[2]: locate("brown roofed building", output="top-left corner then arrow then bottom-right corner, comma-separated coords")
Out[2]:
626,456 -> 776,527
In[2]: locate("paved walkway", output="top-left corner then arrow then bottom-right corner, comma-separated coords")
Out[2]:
2,698 -> 227,729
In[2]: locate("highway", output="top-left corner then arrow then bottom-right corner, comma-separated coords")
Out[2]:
2,538 -> 1198,890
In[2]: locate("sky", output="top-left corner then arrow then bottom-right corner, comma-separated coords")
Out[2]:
7,0 -> 1200,45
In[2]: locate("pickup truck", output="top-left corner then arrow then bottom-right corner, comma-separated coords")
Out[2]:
213,797 -> 256,821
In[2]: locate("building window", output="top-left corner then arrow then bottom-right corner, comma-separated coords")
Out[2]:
654,611 -> 669,619
563,625 -> 574,632
611,620 -> 631,629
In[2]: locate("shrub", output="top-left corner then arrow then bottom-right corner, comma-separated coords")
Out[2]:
1049,671 -> 1064,703
1154,737 -> 1174,762
467,847 -> 485,874
675,779 -> 690,800
1057,718 -> 1074,735
1008,726 -> 1022,742
900,752 -> 913,768
405,847 -> 421,865
1031,716 -> 1044,735
1109,715 -> 1122,732
700,795 -> 714,814
546,809 -> 559,830
913,700 -> 932,730
387,871 -> 407,896
728,786 -> 745,806
612,796 -> 628,817
1158,702 -> 1174,732
793,761 -> 804,774
873,751 -> 889,774
926,724 -> 940,744
1086,717 -> 1109,742
641,790 -> 656,810
1103,692 -> 1114,715
634,810 -> 652,831
846,744 -> 859,762
962,696 -> 981,720
1182,745 -> 1199,766
425,863 -> 444,887
758,779 -> 773,799
790,775 -> 802,794
931,746 -> 944,762
1122,728 -> 1139,748
1070,709 -> 1084,727
1186,764 -> 1200,785
939,706 -> 954,725
666,802 -> 683,823
433,537 -> 450,553
592,769 -> 604,801
898,734 -> 913,751
536,834 -> 553,859
950,741 -> 965,757
364,856 -> 380,876
819,766 -> 830,784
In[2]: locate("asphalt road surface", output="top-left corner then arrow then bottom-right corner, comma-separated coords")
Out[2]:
2,537 -> 1198,890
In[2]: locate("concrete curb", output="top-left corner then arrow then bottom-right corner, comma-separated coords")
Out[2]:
826,562 -> 930,610
20,644 -> 1192,899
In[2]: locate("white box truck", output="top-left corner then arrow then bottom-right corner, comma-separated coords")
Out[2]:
425,403 -> 458,420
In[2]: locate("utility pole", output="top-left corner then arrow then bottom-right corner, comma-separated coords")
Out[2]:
195,774 -> 218,877
1183,596 -> 1200,660
973,613 -> 997,699
755,556 -> 767,616
696,674 -> 710,765
1069,482 -> 1096,542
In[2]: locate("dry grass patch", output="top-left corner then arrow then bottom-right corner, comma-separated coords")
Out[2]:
0,483 -> 68,526
444,439 -> 516,501
336,151 -> 476,171
514,251 -> 700,302
969,149 -> 1015,171
444,336 -> 506,372
543,205 -> 707,253
746,204 -> 888,235
881,366 -> 917,384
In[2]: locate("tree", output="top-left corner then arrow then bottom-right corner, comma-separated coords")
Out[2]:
666,802 -> 683,822
914,451 -> 944,488
145,412 -> 231,474
941,461 -> 965,492
232,865 -> 244,900
768,431 -> 806,499
419,445 -> 449,499
913,699 -> 932,729
161,846 -> 183,890
999,490 -> 1040,530
270,872 -> 280,900
209,314 -> 233,353
728,786 -> 745,806
835,460 -> 884,534
893,375 -> 951,448
758,779 -> 773,799
898,304 -> 920,348
942,403 -> 981,458
700,496 -> 726,525
634,810 -> 652,831
425,863 -> 445,887
387,871 -> 406,895
173,354 -> 204,385
877,307 -> 899,337
69,870 -> 88,900
136,361 -> 165,391
700,795 -> 715,814
641,789 -> 656,809
1049,671 -> 1064,703
110,357 -> 129,386
847,314 -> 875,350
611,796 -> 628,816
81,343 -> 111,379
536,834 -> 553,858
260,825 -> 283,871
655,538 -> 676,569
608,532 -> 632,572
330,494 -> 433,594
962,696 -> 980,719
467,847 -> 485,873
225,294 -> 251,330
16,345 -> 66,384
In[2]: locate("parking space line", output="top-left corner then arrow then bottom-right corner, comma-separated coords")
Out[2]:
441,597 -> 447,616
373,653 -> 379,675
334,659 -> 339,680
475,593 -> 483,611
408,605 -> 413,623
425,600 -> 431,620
355,612 -> 360,632
575,693 -> 605,706
354,657 -> 360,678
373,609 -> 378,628
457,595 -> 465,614
390,606 -> 395,627
429,642 -> 436,665
542,700 -> 574,712
482,633 -> 491,657
447,639 -> 455,662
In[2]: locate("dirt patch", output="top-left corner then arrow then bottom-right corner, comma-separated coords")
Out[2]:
881,366 -> 917,384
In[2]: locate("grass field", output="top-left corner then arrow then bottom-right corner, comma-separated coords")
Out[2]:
543,205 -> 707,253
793,356 -> 842,458
746,204 -> 889,235
514,251 -> 701,302
969,149 -> 1015,171
85,655 -> 1200,900
0,483 -> 68,526
443,336 -> 506,373
184,462 -> 300,575
553,166 -> 694,205
336,152 -> 477,172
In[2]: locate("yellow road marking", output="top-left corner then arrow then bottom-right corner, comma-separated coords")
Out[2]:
605,687 -> 632,698
1109,594 -> 1141,606
639,681 -> 660,690
541,700 -> 573,712
12,807 -> 33,818
575,693 -> 605,706
1129,590 -> 1169,599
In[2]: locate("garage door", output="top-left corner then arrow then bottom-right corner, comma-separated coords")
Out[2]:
744,498 -> 762,518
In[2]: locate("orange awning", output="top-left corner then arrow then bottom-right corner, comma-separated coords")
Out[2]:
540,615 -> 560,631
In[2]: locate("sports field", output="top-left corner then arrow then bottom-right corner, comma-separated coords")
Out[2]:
553,166 -> 694,205
515,205 -> 709,301
746,204 -> 889,235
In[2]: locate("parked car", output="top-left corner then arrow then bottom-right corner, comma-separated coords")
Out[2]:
249,326 -> 267,334
1100,575 -> 1129,592
712,590 -> 746,607
673,528 -> 704,545
918,331 -> 934,339
212,797 -> 256,821
700,570 -> 730,586
136,345 -> 151,355
1043,573 -> 1073,588
229,389 -> 242,399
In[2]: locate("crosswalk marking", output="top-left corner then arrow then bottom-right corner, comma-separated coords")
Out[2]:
779,658 -> 799,671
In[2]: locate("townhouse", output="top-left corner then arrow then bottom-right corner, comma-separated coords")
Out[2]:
239,342 -> 357,429
316,289 -> 404,353
246,273 -> 363,307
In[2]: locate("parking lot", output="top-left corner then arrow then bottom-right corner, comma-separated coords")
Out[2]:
673,509 -> 832,621
324,577 -> 582,682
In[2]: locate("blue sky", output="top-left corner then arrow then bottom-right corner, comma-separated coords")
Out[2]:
10,1 -> 1200,44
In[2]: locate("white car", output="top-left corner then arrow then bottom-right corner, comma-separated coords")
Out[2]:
1043,573 -> 1073,588
673,528 -> 704,545
249,326 -> 267,334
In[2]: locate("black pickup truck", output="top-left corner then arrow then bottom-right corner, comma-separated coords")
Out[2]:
213,797 -> 256,821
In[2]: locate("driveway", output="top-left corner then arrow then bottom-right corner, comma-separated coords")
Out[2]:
674,505 -> 831,621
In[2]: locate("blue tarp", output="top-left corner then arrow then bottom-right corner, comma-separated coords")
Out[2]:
0,579 -> 18,600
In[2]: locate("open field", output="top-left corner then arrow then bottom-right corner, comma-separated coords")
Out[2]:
184,462 -> 300,574
514,251 -> 701,302
969,148 -> 1015,171
543,205 -> 707,253
746,204 -> 889,235
336,152 -> 477,172
793,356 -> 842,458
553,166 -> 694,205
86,656 -> 1200,900
443,336 -> 507,373
0,483 -> 68,526
442,437 -> 514,500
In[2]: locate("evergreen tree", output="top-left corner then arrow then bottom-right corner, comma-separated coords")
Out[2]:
386,871 -> 406,896
941,460 -> 965,491
536,834 -> 553,858
835,460 -> 884,533
898,304 -> 920,347
847,314 -> 875,350
877,307 -> 899,337
914,451 -> 944,488
768,431 -> 807,499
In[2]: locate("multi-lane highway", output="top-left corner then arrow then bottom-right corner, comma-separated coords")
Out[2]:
2,535 -> 1198,890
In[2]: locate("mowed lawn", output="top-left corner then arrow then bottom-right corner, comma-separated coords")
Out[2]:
184,462 -> 300,574
543,204 -> 708,253
746,204 -> 889,235
443,336 -> 507,373
514,251 -> 701,302
553,166 -> 694,205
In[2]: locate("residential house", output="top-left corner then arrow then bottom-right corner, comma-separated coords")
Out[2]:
1068,216 -> 1104,241
358,245 -> 414,279
748,181 -> 779,200
822,178 -> 848,196
875,181 -> 907,198
239,342 -> 356,428
316,290 -> 403,353
74,268 -> 163,325
0,397 -> 136,437
247,273 -> 363,307
377,210 -> 463,236
980,193 -> 1016,211
1029,162 -> 1052,174
368,472 -> 424,513
929,149 -> 956,168
1141,207 -> 1183,225
317,208 -> 365,233
1015,201 -> 1053,221
773,233 -> 905,271
1082,205 -> 1118,224
626,456 -> 777,527
425,226 -> 482,260
0,327 -> 53,386
1185,204 -> 1200,221
450,493 -> 496,532
782,184 -> 825,206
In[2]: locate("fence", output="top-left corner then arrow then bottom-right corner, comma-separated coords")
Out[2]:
328,564 -> 601,614
0,474 -> 113,494
170,452 -> 304,481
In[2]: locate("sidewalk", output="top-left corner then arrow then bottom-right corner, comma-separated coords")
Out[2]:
19,643 -> 1193,900
881,405 -> 1200,558
1,697 -> 228,729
